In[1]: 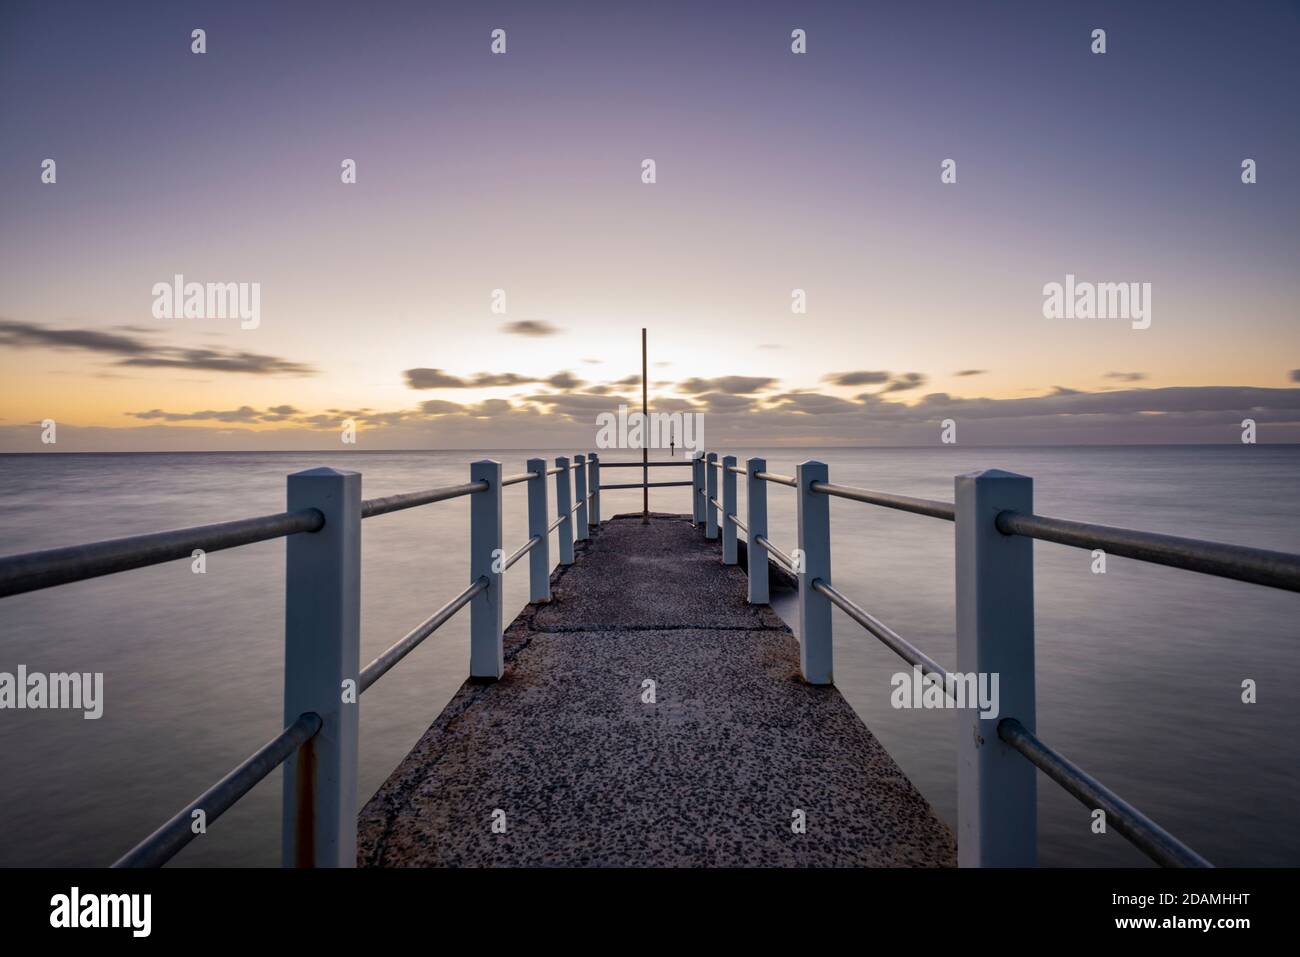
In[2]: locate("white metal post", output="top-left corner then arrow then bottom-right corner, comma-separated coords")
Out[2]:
721,454 -> 738,564
955,468 -> 1036,867
691,453 -> 705,526
573,453 -> 588,542
555,456 -> 574,565
588,452 -> 601,529
705,451 -> 719,540
526,457 -> 550,604
283,467 -> 361,868
469,460 -> 503,680
746,457 -> 769,604
795,460 -> 832,685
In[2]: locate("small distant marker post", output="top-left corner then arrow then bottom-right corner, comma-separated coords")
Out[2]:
641,327 -> 649,525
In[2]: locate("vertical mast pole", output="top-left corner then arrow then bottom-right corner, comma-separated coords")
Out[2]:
641,327 -> 649,524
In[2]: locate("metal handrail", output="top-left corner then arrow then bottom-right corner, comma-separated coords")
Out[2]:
112,711 -> 323,868
602,481 -> 693,490
811,481 -> 955,522
500,471 -> 538,487
547,513 -> 566,533
503,536 -> 541,571
729,513 -> 748,534
727,465 -> 746,476
812,579 -> 949,680
0,509 -> 325,599
997,511 -> 1300,593
709,497 -> 722,511
754,533 -> 796,573
755,470 -> 797,488
359,578 -> 487,693
546,466 -> 563,476
361,480 -> 488,518
999,718 -> 1211,868
599,461 -> 693,468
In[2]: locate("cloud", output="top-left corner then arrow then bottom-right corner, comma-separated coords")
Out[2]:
1290,370 -> 1300,383
419,399 -> 465,415
694,392 -> 756,412
405,368 -> 469,389
767,392 -> 862,414
677,376 -> 777,394
404,367 -> 583,390
824,370 -> 890,387
1104,371 -> 1147,382
502,320 -> 560,337
880,372 -> 927,393
130,406 -> 287,423
0,318 -> 315,376
546,370 -> 585,390
35,383 -> 1300,452
954,369 -> 988,377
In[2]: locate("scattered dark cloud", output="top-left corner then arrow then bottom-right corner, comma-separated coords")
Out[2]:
1290,370 -> 1300,383
677,376 -> 777,394
824,370 -> 890,387
502,320 -> 560,337
767,392 -> 862,414
131,406 -> 278,423
0,318 -> 315,376
547,370 -> 585,390
880,372 -> 927,393
63,384 -> 1300,451
1104,371 -> 1147,382
694,392 -> 756,413
954,369 -> 988,377
404,367 -> 584,390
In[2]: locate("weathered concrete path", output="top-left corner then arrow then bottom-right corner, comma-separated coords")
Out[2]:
357,513 -> 956,866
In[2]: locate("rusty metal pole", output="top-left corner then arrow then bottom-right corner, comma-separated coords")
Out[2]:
641,327 -> 649,525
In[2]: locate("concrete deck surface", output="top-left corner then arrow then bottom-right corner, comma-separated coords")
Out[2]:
357,512 -> 956,867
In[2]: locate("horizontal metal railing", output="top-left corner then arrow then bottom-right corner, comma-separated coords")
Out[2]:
812,480 -> 955,522
755,470 -> 797,488
358,578 -> 489,693
602,480 -> 693,490
997,511 -> 1300,592
753,533 -> 796,574
113,711 -> 323,868
361,480 -> 488,518
813,579 -> 949,680
0,509 -> 325,598
500,470 -> 538,487
998,719 -> 1213,868
598,460 -> 693,468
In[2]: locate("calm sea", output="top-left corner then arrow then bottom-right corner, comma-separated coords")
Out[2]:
0,446 -> 1296,867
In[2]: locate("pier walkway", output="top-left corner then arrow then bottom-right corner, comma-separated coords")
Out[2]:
356,512 -> 956,867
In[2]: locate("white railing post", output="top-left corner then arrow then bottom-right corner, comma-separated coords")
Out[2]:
691,452 -> 705,527
526,457 -> 551,604
469,460 -> 503,680
555,456 -> 574,565
588,452 -> 601,529
283,467 -> 361,868
573,454 -> 589,542
795,460 -> 832,685
721,454 -> 738,564
746,457 -> 769,604
955,468 -> 1036,867
705,452 -> 719,540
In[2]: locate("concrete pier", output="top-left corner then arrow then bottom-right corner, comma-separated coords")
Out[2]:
357,512 -> 956,867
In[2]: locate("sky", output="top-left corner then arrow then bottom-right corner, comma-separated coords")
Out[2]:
1,0 -> 1298,450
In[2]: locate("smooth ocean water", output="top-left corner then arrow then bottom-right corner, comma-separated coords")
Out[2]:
0,446 -> 1296,867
